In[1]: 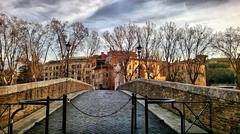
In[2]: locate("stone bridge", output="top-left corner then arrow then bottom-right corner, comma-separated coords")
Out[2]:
0,78 -> 240,134
0,78 -> 93,132
117,79 -> 240,134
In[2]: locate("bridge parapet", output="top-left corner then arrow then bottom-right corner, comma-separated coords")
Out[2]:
117,79 -> 240,134
0,78 -> 93,129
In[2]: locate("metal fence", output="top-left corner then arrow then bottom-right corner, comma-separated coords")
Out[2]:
0,95 -> 67,134
131,93 -> 212,134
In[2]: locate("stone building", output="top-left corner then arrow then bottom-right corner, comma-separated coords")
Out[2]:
43,57 -> 90,82
94,64 -> 114,89
127,59 -> 166,81
160,56 -> 207,86
43,51 -> 206,89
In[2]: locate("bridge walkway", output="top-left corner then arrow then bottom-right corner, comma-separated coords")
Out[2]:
24,90 -> 176,134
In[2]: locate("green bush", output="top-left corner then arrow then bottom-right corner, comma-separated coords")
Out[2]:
206,63 -> 235,85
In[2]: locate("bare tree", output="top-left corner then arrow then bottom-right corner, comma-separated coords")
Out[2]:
82,31 -> 100,57
21,22 -> 51,81
136,21 -> 162,79
0,14 -> 25,85
159,22 -> 182,81
49,19 -> 88,77
103,23 -> 138,81
213,27 -> 240,89
179,25 -> 213,84
69,21 -> 89,56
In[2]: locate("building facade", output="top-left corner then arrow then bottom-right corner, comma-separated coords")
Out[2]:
44,57 -> 90,82
43,51 -> 207,89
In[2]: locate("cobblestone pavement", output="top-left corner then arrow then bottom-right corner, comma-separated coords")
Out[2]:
25,90 -> 177,134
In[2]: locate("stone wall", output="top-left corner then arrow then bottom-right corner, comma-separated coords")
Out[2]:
117,79 -> 240,134
0,78 -> 93,128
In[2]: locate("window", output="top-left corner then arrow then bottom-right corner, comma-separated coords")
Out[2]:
45,73 -> 48,76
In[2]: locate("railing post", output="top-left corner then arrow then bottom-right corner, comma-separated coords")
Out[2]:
8,105 -> 11,134
144,96 -> 148,134
9,105 -> 24,134
131,93 -> 137,134
45,96 -> 50,134
134,93 -> 137,129
183,103 -> 185,133
131,93 -> 134,134
209,100 -> 213,134
172,103 -> 184,134
62,94 -> 67,134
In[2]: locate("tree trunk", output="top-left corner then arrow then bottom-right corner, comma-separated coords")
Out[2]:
236,73 -> 240,89
166,64 -> 172,81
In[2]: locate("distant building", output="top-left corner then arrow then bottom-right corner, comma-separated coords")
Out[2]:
43,51 -> 206,89
161,56 -> 207,86
43,57 -> 90,82
94,64 -> 114,89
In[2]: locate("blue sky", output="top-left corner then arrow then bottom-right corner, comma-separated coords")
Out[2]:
0,0 -> 240,32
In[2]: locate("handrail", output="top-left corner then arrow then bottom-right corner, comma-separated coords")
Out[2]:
0,95 -> 68,134
131,93 -> 212,134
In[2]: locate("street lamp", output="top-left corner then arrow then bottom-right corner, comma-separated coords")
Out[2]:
65,41 -> 71,77
136,44 -> 142,79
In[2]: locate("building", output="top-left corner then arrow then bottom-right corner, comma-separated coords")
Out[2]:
160,56 -> 207,86
94,64 -> 114,89
43,51 -> 206,89
127,59 -> 166,81
44,57 -> 90,82
89,52 -> 114,89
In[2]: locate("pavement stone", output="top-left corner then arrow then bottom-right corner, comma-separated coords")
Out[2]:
25,90 -> 177,134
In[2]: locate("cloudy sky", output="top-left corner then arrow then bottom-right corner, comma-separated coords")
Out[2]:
0,0 -> 240,32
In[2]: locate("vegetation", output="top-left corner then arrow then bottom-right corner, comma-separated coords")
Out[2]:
206,63 -> 235,85
212,28 -> 240,88
0,13 -> 240,89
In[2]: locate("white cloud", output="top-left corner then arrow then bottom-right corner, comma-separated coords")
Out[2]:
0,0 -> 239,32
85,0 -> 240,32
166,0 -> 240,31
0,0 -> 109,23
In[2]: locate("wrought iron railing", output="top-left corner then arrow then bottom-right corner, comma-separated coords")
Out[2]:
0,103 -> 20,134
176,101 -> 212,133
0,104 -> 11,134
131,93 -> 212,134
0,95 -> 67,134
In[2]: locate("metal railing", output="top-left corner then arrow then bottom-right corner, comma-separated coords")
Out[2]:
176,101 -> 212,133
0,95 -> 68,134
0,103 -> 21,134
131,93 -> 212,134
